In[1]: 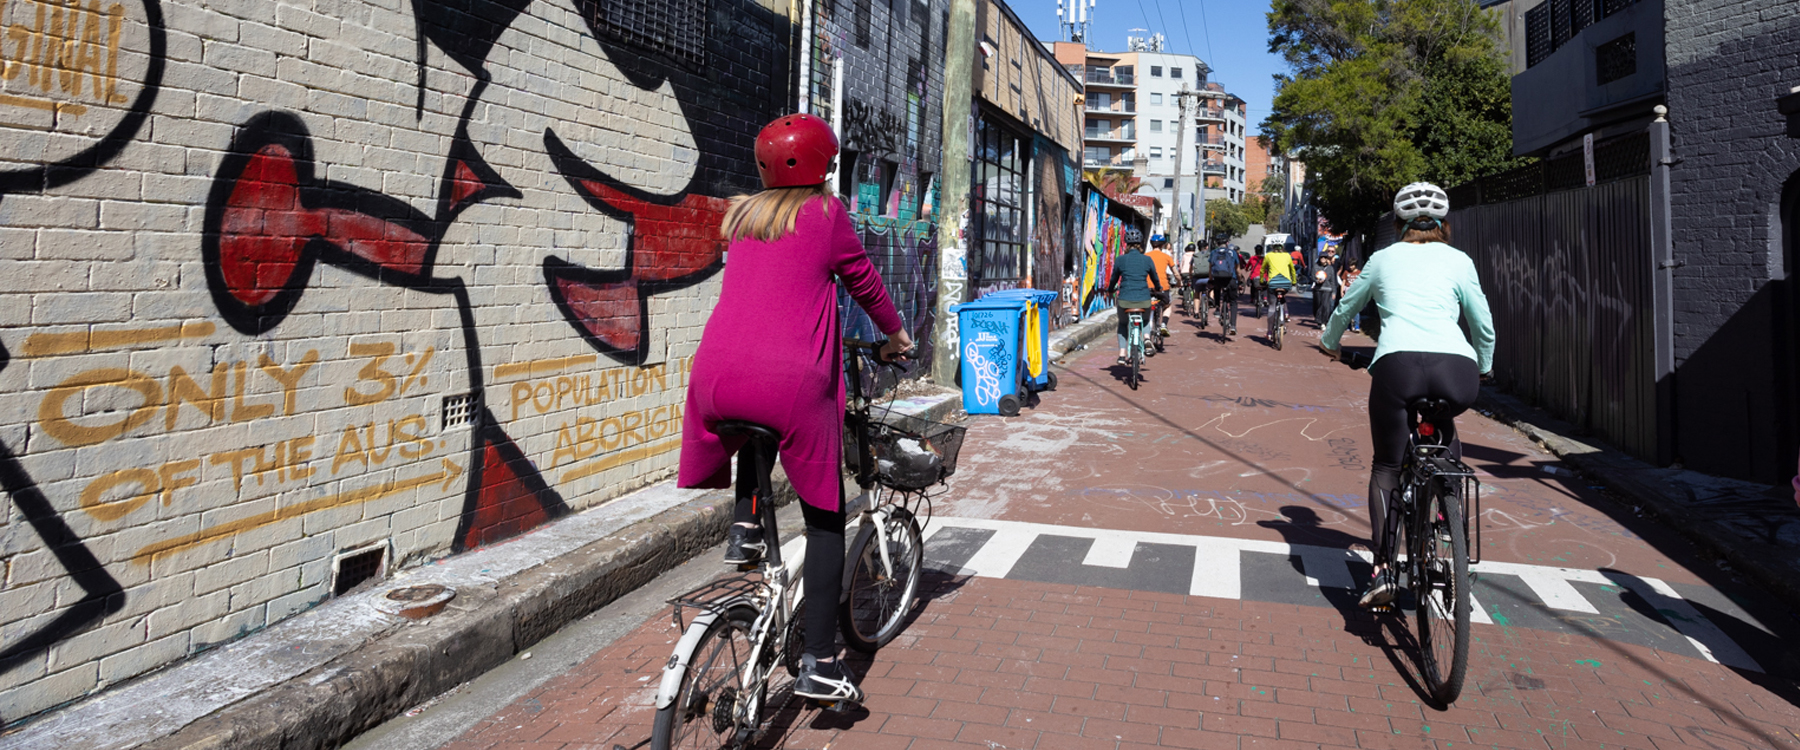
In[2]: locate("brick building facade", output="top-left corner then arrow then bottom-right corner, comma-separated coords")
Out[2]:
0,0 -> 813,723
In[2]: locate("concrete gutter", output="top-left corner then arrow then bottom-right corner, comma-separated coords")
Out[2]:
2,314 -> 1122,750
1476,387 -> 1800,618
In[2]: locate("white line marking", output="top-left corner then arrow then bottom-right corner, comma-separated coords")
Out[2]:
1468,591 -> 1494,625
925,517 -> 1757,670
1082,536 -> 1137,568
1190,545 -> 1241,600
957,526 -> 1037,579
1515,571 -> 1599,613
1631,578 -> 1761,672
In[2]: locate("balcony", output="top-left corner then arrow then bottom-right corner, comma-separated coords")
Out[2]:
1084,129 -> 1135,144
1084,103 -> 1136,116
1083,157 -> 1135,170
1085,69 -> 1135,87
1200,160 -> 1228,175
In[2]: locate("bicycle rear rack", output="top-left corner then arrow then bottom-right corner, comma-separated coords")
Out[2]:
668,574 -> 764,630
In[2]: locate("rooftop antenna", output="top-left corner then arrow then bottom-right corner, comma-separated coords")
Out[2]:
1058,0 -> 1096,43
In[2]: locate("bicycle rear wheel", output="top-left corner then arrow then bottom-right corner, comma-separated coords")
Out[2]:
841,504 -> 924,652
1130,347 -> 1141,389
1414,477 -> 1471,705
652,604 -> 761,750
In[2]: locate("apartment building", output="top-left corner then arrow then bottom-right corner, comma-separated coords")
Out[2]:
1196,83 -> 1250,204
1052,40 -> 1248,239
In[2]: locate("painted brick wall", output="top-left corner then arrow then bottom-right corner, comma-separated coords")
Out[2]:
0,0 -> 793,722
1664,0 -> 1800,480
813,0 -> 946,361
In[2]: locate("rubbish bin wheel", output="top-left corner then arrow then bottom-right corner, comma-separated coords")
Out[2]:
1045,372 -> 1058,392
998,394 -> 1021,416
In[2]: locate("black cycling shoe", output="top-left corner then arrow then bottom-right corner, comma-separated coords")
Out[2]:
1358,569 -> 1400,610
722,524 -> 766,566
795,654 -> 865,703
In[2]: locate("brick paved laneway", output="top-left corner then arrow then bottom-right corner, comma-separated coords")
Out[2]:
441,301 -> 1800,750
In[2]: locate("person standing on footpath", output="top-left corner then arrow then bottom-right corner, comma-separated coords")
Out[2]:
1314,244 -> 1341,328
678,113 -> 911,704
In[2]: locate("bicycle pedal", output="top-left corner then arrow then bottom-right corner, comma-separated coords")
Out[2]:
736,562 -> 760,573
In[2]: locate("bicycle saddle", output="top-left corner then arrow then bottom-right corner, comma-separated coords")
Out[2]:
713,420 -> 781,445
1409,397 -> 1455,421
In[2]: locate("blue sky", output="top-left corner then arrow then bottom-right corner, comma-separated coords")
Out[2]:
1016,0 -> 1284,132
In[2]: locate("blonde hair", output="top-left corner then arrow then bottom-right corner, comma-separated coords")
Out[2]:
721,184 -> 833,242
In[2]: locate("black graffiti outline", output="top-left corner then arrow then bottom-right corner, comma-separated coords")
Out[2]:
0,341 -> 126,677
0,0 -> 165,195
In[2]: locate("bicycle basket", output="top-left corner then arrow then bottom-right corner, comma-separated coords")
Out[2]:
854,412 -> 967,491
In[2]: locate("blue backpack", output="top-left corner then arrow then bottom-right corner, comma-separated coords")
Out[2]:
1209,247 -> 1237,279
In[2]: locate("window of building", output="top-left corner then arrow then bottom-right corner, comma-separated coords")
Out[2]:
1170,67 -> 1182,79
1164,178 -> 1174,189
1149,119 -> 1162,133
1150,93 -> 1163,106
1150,65 -> 1163,77
972,117 -> 1028,289
1085,118 -> 1102,137
1150,146 -> 1162,159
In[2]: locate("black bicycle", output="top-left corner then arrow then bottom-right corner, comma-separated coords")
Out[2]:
1374,397 -> 1480,706
1212,280 -> 1238,338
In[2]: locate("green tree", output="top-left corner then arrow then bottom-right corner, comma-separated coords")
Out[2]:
1258,174 -> 1286,223
1262,0 -> 1528,235
1206,198 -> 1250,239
1242,195 -> 1268,225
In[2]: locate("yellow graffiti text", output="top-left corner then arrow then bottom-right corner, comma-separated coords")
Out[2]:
77,459 -> 200,521
345,343 -> 433,406
39,352 -> 320,448
547,405 -> 682,468
330,415 -> 432,474
508,358 -> 690,421
0,0 -> 128,114
209,436 -> 318,493
132,458 -> 465,564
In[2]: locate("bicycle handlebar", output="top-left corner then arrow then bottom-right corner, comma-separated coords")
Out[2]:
845,338 -> 915,369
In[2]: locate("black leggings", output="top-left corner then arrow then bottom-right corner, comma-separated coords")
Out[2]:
1366,352 -> 1479,561
734,449 -> 844,660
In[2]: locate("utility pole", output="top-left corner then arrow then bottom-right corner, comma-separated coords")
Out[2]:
1169,86 -> 1189,268
931,0 -> 977,386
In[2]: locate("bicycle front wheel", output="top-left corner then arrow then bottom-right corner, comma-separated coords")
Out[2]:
841,504 -> 924,652
1414,478 -> 1471,705
652,604 -> 761,750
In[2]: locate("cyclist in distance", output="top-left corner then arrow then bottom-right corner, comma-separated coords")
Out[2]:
1105,226 -> 1163,366
1262,239 -> 1299,306
1185,241 -> 1211,315
1246,246 -> 1267,315
677,113 -> 912,703
1207,240 -> 1240,334
1146,236 -> 1178,338
1319,182 -> 1495,608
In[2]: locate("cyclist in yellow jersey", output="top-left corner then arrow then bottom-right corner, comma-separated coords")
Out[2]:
1262,245 -> 1299,288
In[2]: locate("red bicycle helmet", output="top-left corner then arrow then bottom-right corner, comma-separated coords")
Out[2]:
755,113 -> 838,188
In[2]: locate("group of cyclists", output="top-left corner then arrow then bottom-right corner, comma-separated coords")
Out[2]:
1104,225 -> 1307,351
675,109 -> 1498,714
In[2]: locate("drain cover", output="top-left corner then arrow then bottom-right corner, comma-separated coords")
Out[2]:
377,584 -> 455,619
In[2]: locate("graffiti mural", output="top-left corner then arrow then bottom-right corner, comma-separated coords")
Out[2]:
0,0 -> 792,720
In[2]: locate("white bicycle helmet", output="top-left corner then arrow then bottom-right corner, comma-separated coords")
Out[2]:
1393,182 -> 1450,221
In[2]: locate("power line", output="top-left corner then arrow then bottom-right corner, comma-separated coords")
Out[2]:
1175,0 -> 1215,71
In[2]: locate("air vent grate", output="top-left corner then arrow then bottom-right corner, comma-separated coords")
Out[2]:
333,544 -> 388,596
442,393 -> 479,431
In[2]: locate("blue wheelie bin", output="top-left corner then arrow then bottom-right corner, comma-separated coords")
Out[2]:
950,296 -> 1026,416
978,288 -> 1060,393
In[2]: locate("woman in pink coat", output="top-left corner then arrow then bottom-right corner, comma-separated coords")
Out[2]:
678,114 -> 912,703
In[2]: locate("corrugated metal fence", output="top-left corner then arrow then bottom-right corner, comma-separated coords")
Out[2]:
1447,134 -> 1657,459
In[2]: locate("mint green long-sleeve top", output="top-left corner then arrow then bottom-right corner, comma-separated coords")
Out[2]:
1321,241 -> 1495,374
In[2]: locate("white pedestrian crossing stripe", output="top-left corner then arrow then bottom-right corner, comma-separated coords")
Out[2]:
921,516 -> 1761,672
